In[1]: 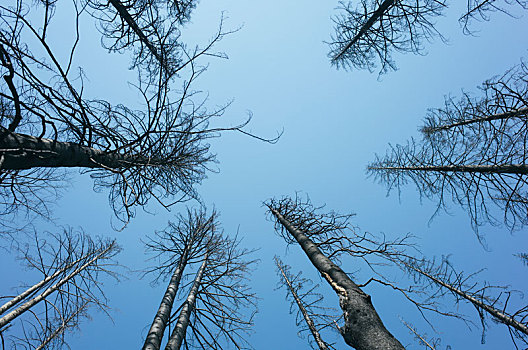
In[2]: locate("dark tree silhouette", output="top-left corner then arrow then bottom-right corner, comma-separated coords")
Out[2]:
275,256 -> 338,350
143,208 -> 257,350
266,196 -> 405,350
0,1 -> 277,223
369,63 -> 528,235
0,229 -> 120,350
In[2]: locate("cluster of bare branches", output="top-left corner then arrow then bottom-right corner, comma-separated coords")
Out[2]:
368,62 -> 528,236
0,229 -> 120,350
329,0 -> 527,74
0,0 -> 278,224
274,256 -> 340,350
142,208 -> 257,350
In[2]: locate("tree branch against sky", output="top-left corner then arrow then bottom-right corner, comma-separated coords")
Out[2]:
368,62 -> 528,235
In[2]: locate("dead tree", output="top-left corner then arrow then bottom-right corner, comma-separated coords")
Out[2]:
369,63 -> 528,235
460,0 -> 528,33
142,209 -> 217,350
329,0 -> 447,73
0,1 -> 277,223
267,196 -> 405,350
0,229 -> 120,350
275,256 -> 338,350
143,209 -> 257,350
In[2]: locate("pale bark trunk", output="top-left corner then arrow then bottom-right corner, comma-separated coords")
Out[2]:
143,252 -> 189,350
369,164 -> 528,175
0,253 -> 89,316
405,261 -> 528,336
423,107 -> 528,134
165,255 -> 208,350
275,258 -> 329,350
271,208 -> 404,350
0,128 -> 156,170
0,242 -> 115,328
333,0 -> 395,61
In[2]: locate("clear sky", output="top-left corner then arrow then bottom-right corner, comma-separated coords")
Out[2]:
2,0 -> 528,349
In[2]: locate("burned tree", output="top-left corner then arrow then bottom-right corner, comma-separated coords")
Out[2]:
329,0 -> 447,73
275,256 -> 338,350
369,63 -> 528,234
0,229 -> 120,350
143,208 -> 257,350
267,196 -> 405,350
0,1 -> 276,223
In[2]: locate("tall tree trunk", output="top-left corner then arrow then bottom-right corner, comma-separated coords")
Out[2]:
275,257 -> 329,350
0,128 -> 157,170
333,0 -> 395,62
369,164 -> 528,175
270,208 -> 404,350
143,252 -> 189,350
165,255 -> 208,350
0,242 -> 115,328
403,260 -> 528,336
422,107 -> 528,134
0,253 -> 90,316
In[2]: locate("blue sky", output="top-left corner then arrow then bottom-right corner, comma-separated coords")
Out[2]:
2,0 -> 528,349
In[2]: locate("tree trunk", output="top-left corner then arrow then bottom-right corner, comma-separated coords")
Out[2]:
0,128 -> 155,170
0,242 -> 115,328
404,261 -> 528,336
165,255 -> 208,350
34,303 -> 87,350
143,253 -> 189,350
333,0 -> 395,61
369,164 -> 528,175
270,208 -> 404,350
275,257 -> 329,350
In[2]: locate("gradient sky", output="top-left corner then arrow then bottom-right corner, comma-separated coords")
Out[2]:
2,0 -> 528,349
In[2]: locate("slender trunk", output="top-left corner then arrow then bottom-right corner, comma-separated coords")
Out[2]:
107,0 -> 163,64
165,255 -> 208,350
270,208 -> 404,350
0,242 -> 115,328
34,303 -> 87,350
275,258 -> 329,350
143,252 -> 189,350
0,128 -> 157,170
369,164 -> 528,175
333,0 -> 395,62
404,261 -> 528,336
0,253 -> 90,316
422,107 -> 528,134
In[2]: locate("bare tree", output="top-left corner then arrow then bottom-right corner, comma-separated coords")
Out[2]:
0,229 -> 120,350
368,62 -> 528,235
328,0 -> 527,74
329,0 -> 447,74
142,209 -> 216,350
0,1 -> 277,223
143,209 -> 257,350
266,196 -> 405,350
274,256 -> 338,350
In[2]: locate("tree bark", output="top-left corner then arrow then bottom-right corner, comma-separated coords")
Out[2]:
368,164 -> 528,175
165,255 -> 208,350
0,242 -> 115,328
270,208 -> 404,350
143,252 -> 189,350
0,128 -> 156,170
275,257 -> 329,350
333,0 -> 395,62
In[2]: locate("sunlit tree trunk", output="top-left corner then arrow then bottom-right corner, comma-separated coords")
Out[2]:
143,249 -> 190,350
0,242 -> 115,328
270,208 -> 404,350
275,257 -> 329,350
165,255 -> 208,350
